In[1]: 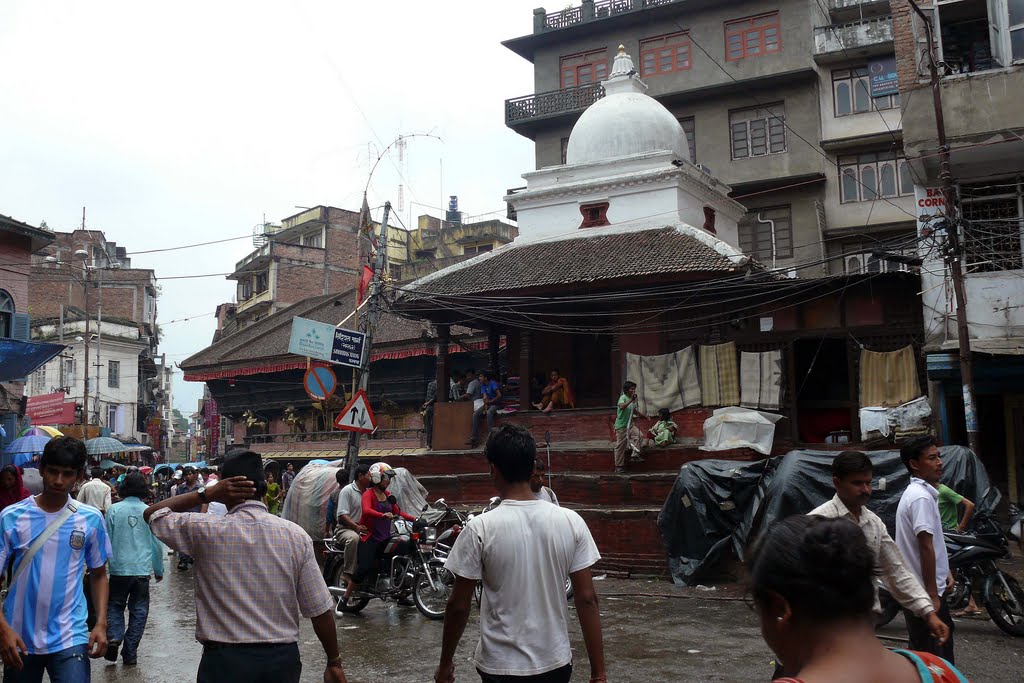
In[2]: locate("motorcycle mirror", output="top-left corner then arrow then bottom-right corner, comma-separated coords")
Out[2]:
434,498 -> 446,508
488,496 -> 501,505
422,504 -> 429,512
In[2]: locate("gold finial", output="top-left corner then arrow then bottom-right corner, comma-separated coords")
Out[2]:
618,44 -> 626,53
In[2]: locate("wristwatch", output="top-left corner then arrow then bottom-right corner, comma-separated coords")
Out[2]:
197,486 -> 207,503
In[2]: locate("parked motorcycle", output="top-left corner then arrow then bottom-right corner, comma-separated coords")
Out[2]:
323,505 -> 453,621
877,514 -> 1024,636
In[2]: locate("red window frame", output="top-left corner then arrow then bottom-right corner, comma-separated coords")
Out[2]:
725,12 -> 781,62
560,49 -> 609,88
640,32 -> 692,77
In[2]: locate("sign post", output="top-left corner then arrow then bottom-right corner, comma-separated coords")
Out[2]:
334,389 -> 377,434
288,317 -> 366,369
303,365 -> 338,401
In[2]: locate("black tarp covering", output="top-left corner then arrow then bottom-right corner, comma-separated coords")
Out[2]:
657,446 -> 1000,586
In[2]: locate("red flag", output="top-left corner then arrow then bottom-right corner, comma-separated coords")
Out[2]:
357,265 -> 374,305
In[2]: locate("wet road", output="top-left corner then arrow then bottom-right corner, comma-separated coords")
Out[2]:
90,570 -> 1023,682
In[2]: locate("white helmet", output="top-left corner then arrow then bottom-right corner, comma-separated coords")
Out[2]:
369,462 -> 396,485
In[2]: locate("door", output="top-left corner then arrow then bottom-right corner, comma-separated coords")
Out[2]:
1005,395 -> 1024,505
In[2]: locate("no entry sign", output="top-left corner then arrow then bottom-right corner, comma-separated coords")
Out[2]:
303,365 -> 337,401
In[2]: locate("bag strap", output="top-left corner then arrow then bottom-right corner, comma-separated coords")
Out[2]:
8,502 -> 78,591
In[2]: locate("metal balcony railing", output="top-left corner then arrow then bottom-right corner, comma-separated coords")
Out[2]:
814,16 -> 893,55
539,0 -> 681,32
505,83 -> 605,125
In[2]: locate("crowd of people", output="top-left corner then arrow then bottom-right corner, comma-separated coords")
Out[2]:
0,417 -> 983,683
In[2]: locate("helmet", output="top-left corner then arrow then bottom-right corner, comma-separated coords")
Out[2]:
369,462 -> 396,485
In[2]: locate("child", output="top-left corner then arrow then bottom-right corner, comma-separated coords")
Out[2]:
646,408 -> 678,447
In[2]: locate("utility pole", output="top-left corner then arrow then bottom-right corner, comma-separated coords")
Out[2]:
345,200 -> 392,477
910,0 -> 981,455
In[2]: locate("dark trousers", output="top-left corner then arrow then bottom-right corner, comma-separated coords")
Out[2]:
3,644 -> 89,683
107,576 -> 151,661
905,596 -> 956,665
424,408 -> 434,449
478,663 -> 572,683
198,643 -> 301,683
353,539 -> 385,584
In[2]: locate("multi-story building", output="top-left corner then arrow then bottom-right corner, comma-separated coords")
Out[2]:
502,0 -> 913,275
891,0 -> 1024,501
0,214 -> 55,447
221,204 -> 517,335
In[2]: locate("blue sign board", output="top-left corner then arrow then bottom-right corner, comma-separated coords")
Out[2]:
288,316 -> 366,369
869,57 -> 899,98
303,365 -> 337,400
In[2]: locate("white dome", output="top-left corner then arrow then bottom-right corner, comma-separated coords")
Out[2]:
565,46 -> 691,166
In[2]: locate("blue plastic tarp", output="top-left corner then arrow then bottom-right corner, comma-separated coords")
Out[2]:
0,339 -> 65,382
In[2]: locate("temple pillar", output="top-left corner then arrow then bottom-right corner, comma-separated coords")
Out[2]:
436,324 -> 450,404
489,327 -> 501,376
520,330 -> 532,411
611,333 -> 623,404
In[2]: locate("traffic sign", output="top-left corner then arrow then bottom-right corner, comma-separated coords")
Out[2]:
334,389 -> 377,434
303,365 -> 337,401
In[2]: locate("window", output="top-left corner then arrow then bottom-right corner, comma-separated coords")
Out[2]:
579,202 -> 611,228
725,13 -> 781,61
560,137 -> 569,165
832,67 -> 899,117
843,247 -> 911,274
0,290 -> 12,338
678,117 -> 697,163
464,243 -> 494,256
255,271 -> 269,294
960,178 -> 1024,272
738,206 -> 793,263
108,360 -> 120,388
63,358 -> 75,386
730,104 -> 786,159
303,232 -> 323,248
838,151 -> 914,203
640,32 -> 692,77
239,279 -> 252,301
107,404 -> 118,431
32,367 -> 46,393
560,49 -> 608,88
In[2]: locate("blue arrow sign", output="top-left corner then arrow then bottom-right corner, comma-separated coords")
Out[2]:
303,365 -> 337,400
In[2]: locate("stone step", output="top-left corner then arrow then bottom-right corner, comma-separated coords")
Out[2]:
419,471 -> 681,508
385,442 -> 760,476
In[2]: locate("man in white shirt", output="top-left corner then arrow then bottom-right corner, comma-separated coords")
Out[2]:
896,436 -> 955,664
530,461 -> 559,506
77,467 -> 113,513
435,424 -> 606,683
809,452 -> 948,641
335,464 -> 370,583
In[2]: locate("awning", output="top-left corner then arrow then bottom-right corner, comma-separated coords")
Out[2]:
939,338 -> 1024,355
0,339 -> 65,382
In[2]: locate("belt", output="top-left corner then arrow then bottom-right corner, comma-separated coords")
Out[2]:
202,642 -> 296,650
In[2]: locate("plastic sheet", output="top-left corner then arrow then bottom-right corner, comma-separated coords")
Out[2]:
281,461 -> 438,541
658,446 -> 999,586
700,407 -> 784,456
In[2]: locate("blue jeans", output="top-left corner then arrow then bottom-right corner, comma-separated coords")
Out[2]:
107,576 -> 151,661
471,405 -> 499,443
2,644 -> 90,683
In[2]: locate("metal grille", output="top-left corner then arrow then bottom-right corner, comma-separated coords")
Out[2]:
505,84 -> 605,124
961,179 -> 1024,273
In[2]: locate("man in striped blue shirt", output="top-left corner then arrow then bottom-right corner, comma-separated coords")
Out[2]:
0,437 -> 111,682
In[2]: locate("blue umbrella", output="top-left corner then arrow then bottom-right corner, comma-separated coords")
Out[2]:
3,434 -> 51,456
153,463 -> 174,474
13,452 -> 39,468
307,459 -> 330,465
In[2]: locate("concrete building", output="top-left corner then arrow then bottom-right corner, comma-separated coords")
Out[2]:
0,214 -> 56,447
503,0 -> 915,275
27,317 -> 151,441
221,204 -> 517,336
891,0 -> 1024,502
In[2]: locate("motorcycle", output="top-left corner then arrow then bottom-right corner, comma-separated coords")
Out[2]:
323,504 -> 453,621
877,514 -> 1024,637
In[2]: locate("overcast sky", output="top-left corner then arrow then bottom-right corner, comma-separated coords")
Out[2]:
1,0 -> 543,414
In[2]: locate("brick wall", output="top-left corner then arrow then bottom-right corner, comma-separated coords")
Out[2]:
0,236 -> 31,314
493,407 -> 712,444
890,0 -> 928,92
29,264 -> 85,319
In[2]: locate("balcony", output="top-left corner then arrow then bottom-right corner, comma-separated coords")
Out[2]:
534,0 -> 682,33
505,83 -> 604,128
825,0 -> 892,22
813,16 -> 894,63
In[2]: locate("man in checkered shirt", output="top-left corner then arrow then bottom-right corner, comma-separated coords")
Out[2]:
145,450 -> 347,683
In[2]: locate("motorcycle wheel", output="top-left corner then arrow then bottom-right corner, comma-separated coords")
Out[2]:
985,572 -> 1024,637
947,571 -> 971,610
875,591 -> 901,628
413,560 -> 453,621
565,577 -> 574,602
330,563 -> 371,614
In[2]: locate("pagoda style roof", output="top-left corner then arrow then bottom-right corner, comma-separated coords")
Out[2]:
399,223 -> 754,301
